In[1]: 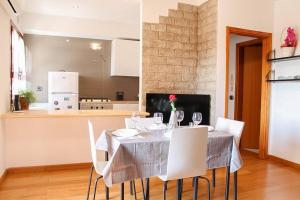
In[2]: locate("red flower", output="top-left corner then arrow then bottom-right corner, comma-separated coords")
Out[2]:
282,27 -> 297,47
169,94 -> 176,102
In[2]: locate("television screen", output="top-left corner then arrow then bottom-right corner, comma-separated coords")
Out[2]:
146,93 -> 210,125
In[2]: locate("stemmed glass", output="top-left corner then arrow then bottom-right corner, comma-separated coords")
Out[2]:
192,112 -> 202,127
176,110 -> 184,127
131,112 -> 140,129
154,112 -> 163,126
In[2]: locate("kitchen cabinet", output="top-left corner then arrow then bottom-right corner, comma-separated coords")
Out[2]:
111,39 -> 140,77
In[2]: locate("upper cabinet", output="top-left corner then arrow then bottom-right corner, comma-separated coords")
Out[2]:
111,39 -> 140,77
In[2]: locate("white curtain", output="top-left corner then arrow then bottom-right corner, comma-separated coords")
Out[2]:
11,28 -> 26,97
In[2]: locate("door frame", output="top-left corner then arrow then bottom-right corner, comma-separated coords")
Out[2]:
225,26 -> 272,159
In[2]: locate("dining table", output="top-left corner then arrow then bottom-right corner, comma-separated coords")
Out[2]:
96,127 -> 243,200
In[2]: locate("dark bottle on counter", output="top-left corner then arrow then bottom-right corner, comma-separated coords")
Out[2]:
13,95 -> 21,111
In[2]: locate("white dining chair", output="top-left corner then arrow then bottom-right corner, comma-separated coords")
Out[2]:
86,120 -> 108,200
159,127 -> 210,200
125,117 -> 156,130
87,121 -> 138,200
212,117 -> 245,200
215,117 -> 245,147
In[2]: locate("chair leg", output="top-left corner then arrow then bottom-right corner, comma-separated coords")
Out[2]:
199,176 -> 211,200
141,179 -> 146,200
225,166 -> 230,200
132,179 -> 137,200
176,179 -> 182,200
234,171 -> 237,200
106,186 -> 109,200
193,177 -> 199,200
120,183 -> 125,200
212,169 -> 216,188
163,181 -> 167,200
86,165 -> 94,200
92,176 -> 102,200
130,181 -> 134,195
105,151 -> 109,200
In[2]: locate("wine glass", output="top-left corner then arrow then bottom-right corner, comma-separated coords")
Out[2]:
131,112 -> 140,129
176,110 -> 184,127
154,112 -> 163,126
192,112 -> 202,127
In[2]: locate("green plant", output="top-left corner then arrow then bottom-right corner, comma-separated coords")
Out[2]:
19,90 -> 36,104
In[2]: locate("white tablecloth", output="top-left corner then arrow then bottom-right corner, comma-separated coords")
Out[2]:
96,129 -> 243,187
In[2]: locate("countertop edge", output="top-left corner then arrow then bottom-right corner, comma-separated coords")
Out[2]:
1,110 -> 149,119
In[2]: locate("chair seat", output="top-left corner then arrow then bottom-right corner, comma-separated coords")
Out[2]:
95,161 -> 108,175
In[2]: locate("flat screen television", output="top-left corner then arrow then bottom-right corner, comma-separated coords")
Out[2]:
146,93 -> 210,125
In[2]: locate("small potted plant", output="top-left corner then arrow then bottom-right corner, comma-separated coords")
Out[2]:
281,27 -> 297,57
19,90 -> 36,110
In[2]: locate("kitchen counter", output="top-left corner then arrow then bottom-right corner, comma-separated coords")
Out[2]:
1,109 -> 149,119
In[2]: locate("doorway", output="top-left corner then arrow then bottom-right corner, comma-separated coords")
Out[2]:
235,39 -> 262,153
225,27 -> 272,159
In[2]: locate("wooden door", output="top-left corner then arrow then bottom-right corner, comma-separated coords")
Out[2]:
236,43 -> 262,149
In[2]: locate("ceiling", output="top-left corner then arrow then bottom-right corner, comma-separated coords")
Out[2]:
15,0 -> 140,24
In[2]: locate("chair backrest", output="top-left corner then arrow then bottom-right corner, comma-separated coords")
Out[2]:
88,120 -> 98,168
215,117 -> 245,147
125,117 -> 156,129
165,127 -> 208,180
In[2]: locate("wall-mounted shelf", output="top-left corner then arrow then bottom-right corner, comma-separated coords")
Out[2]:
267,55 -> 300,63
267,78 -> 300,82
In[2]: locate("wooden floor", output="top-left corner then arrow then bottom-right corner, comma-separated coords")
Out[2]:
0,152 -> 299,200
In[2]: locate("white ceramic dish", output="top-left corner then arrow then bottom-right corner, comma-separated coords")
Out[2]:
112,129 -> 139,137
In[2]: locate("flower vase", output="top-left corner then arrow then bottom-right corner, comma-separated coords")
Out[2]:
168,111 -> 178,129
281,47 -> 296,57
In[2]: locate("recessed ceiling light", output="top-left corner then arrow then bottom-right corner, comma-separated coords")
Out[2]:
66,39 -> 70,42
90,43 -> 102,51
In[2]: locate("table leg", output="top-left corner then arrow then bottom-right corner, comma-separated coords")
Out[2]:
146,178 -> 150,200
105,152 -> 109,200
193,177 -> 199,200
234,171 -> 237,200
212,169 -> 216,188
176,179 -> 182,200
225,166 -> 230,200
120,183 -> 124,200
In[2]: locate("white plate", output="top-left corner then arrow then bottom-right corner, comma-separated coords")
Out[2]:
112,129 -> 139,137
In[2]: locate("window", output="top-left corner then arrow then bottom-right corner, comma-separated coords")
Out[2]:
11,26 -> 26,101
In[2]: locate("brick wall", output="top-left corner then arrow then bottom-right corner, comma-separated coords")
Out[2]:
197,0 -> 218,124
141,0 -> 217,124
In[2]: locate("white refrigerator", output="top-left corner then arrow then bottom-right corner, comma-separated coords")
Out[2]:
48,72 -> 79,110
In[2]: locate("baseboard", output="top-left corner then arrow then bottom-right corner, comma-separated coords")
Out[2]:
6,162 -> 92,174
269,155 -> 300,170
0,169 -> 8,185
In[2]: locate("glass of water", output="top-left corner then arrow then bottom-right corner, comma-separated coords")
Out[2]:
192,112 -> 202,127
154,112 -> 163,126
176,110 -> 184,127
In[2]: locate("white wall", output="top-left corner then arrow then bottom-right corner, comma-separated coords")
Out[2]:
0,3 -> 13,176
142,0 -> 207,23
20,13 -> 140,40
268,0 -> 300,164
216,0 -> 274,119
227,35 -> 256,119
